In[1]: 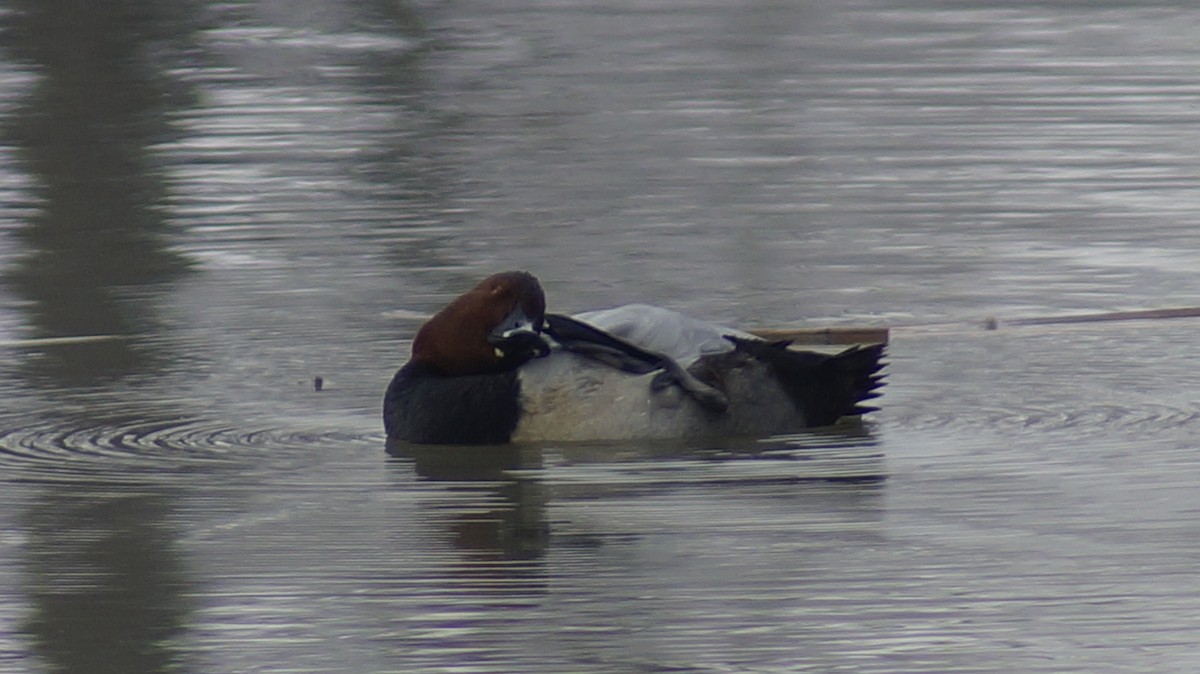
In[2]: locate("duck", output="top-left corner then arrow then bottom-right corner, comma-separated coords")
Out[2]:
383,271 -> 885,445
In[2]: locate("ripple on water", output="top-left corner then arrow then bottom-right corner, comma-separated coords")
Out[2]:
387,424 -> 886,500
891,399 -> 1200,438
0,414 -> 382,484
540,429 -> 886,490
0,410 -> 884,487
883,322 -> 1200,443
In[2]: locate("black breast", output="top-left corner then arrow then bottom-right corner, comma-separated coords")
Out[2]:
383,362 -> 522,444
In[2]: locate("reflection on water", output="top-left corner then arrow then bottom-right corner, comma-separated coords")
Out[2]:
390,428 -> 883,565
394,443 -> 551,561
2,0 -> 1200,672
380,430 -> 888,672
20,490 -> 191,674
0,0 -> 196,382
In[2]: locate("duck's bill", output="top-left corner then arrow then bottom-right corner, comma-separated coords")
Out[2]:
487,326 -> 551,361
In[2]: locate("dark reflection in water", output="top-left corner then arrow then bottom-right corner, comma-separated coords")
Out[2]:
0,0 -> 196,382
388,429 -> 883,564
20,489 -> 192,674
391,443 -> 551,562
379,432 -> 887,672
1,7 -> 203,667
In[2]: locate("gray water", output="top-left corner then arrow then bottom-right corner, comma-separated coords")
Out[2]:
2,1 -> 1199,672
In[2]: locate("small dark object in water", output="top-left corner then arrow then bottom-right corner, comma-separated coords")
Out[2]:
313,376 -> 324,392
983,317 -> 999,330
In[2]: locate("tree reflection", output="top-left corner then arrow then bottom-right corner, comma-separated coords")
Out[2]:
20,490 -> 193,674
0,0 -> 198,383
0,3 -> 207,671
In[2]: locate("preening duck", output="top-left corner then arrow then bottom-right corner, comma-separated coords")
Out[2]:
383,271 -> 885,445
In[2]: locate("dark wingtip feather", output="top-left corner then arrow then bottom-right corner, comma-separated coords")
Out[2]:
839,343 -> 888,420
728,338 -> 887,427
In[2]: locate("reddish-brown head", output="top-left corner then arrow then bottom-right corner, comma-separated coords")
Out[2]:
410,271 -> 548,375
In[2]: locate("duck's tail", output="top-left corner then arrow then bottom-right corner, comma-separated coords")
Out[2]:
728,338 -> 887,427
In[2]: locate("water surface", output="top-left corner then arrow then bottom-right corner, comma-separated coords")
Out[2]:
1,1 -> 1199,672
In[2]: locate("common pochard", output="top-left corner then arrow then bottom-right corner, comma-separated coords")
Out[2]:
384,271 -> 885,445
